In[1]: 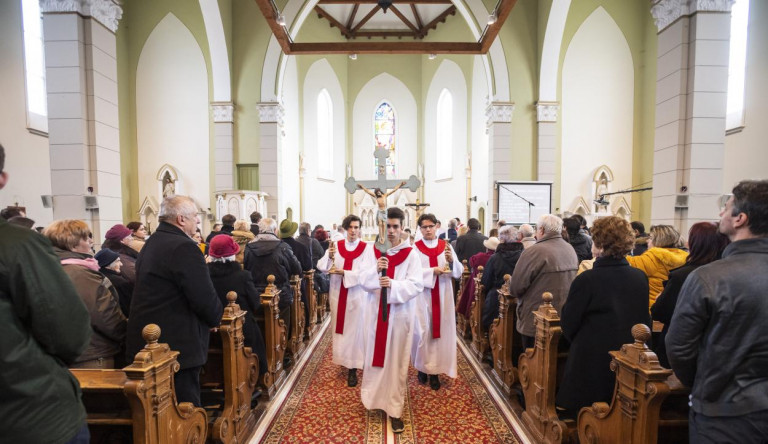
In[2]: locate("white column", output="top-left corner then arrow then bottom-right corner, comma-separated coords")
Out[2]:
536,102 -> 559,182
257,102 -> 284,218
212,102 -> 234,191
650,0 -> 732,232
486,101 -> 515,220
42,0 -> 123,242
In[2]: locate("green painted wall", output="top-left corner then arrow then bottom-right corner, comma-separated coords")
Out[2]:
555,0 -> 656,221
117,0 -> 215,219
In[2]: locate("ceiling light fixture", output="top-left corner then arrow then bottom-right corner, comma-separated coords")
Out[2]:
349,53 -> 357,60
487,12 -> 497,25
428,54 -> 437,60
276,13 -> 286,26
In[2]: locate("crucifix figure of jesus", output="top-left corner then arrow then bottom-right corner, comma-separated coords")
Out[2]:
344,146 -> 421,252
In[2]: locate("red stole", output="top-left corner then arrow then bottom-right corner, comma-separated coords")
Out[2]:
334,240 -> 368,334
371,247 -> 412,367
414,239 -> 447,339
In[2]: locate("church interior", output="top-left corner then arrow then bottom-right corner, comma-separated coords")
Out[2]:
1,0 -> 766,442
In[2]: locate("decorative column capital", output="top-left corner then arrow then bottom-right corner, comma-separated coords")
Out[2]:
212,102 -> 234,123
650,0 -> 734,33
40,0 -> 124,33
257,102 -> 284,126
536,102 -> 559,123
485,102 -> 515,127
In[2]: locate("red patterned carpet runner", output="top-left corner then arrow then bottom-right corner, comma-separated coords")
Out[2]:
261,328 -> 520,443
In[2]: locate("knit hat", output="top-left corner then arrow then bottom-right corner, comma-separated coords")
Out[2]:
95,248 -> 120,268
105,224 -> 132,241
279,219 -> 298,239
209,234 -> 240,258
483,236 -> 500,251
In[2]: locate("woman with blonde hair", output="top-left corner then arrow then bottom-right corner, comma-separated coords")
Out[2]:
557,216 -> 651,418
232,219 -> 255,264
626,224 -> 689,308
44,220 -> 127,368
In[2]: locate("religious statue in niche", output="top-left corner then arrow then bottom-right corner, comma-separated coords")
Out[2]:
162,172 -> 176,198
593,168 -> 613,213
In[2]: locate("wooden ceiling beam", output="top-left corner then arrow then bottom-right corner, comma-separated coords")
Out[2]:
252,0 -> 291,53
479,0 -> 517,52
410,4 -> 424,30
346,4 -> 359,31
420,5 -> 456,34
288,41 -> 480,54
350,5 -> 381,33
354,31 -> 421,38
314,6 -> 351,37
388,5 -> 420,34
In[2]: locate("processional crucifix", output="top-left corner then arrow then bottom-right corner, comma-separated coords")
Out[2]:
343,147 -> 420,322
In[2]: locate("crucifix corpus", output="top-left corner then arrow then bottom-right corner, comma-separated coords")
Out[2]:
344,147 -> 420,323
344,146 -> 421,252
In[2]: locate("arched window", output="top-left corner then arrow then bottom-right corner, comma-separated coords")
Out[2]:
317,89 -> 333,177
22,0 -> 47,133
436,89 -> 453,179
726,0 -> 750,131
374,102 -> 396,176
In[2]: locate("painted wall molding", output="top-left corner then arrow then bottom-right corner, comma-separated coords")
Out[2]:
257,102 -> 285,126
40,0 -> 123,33
650,0 -> 734,32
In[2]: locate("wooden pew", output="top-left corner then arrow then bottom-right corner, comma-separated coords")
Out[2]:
577,324 -> 689,444
303,270 -> 319,340
288,274 -> 306,359
71,324 -> 208,444
488,274 -> 519,396
469,266 -> 489,360
259,275 -> 288,398
317,287 -> 329,323
455,259 -> 472,339
202,292 -> 260,444
518,292 -> 576,444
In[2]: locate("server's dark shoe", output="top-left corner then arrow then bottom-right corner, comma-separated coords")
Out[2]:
417,371 -> 428,384
429,374 -> 441,390
347,368 -> 358,387
391,417 -> 405,434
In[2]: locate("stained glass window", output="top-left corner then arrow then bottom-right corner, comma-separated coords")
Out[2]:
374,102 -> 396,176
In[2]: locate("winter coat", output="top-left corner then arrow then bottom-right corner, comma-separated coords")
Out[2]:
568,232 -> 593,263
455,229 -> 488,263
101,267 -> 134,318
481,243 -> 524,331
667,238 -> 768,417
206,224 -> 234,243
231,229 -> 255,264
511,232 -> 578,337
208,261 -> 268,375
632,234 -> 649,256
54,248 -> 127,364
296,233 -> 324,268
626,247 -> 688,308
650,264 -> 698,368
283,237 -> 312,272
126,222 -> 223,370
101,238 -> 139,283
0,221 -> 92,443
457,251 -> 493,318
243,233 -> 302,308
556,256 -> 651,416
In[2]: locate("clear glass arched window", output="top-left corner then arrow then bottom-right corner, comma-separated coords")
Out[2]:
374,102 -> 396,176
726,0 -> 750,131
22,0 -> 48,133
436,89 -> 453,179
317,89 -> 333,177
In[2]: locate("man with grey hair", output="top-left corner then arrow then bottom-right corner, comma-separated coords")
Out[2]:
127,195 -> 223,406
296,222 -> 323,268
481,225 -> 524,332
244,217 -> 301,337
518,223 -> 536,249
511,214 -> 578,348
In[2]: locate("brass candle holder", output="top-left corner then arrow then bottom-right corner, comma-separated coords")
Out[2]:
443,244 -> 452,272
329,240 -> 339,273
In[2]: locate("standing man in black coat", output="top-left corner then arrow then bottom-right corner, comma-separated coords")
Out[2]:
454,218 -> 487,263
126,196 -> 223,407
206,213 -> 236,243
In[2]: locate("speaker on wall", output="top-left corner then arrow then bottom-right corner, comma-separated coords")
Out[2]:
41,195 -> 53,208
84,195 -> 99,210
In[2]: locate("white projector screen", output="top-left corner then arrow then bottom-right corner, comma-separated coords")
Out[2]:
496,181 -> 553,225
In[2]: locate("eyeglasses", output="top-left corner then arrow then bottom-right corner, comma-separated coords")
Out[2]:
420,225 -> 436,230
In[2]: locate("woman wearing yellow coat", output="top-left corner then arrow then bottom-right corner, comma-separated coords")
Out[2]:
626,225 -> 688,308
